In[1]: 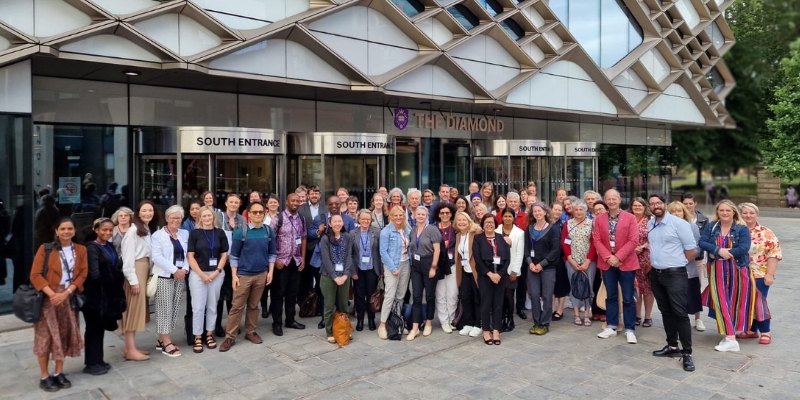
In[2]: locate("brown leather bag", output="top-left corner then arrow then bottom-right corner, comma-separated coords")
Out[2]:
332,310 -> 353,346
299,292 -> 319,318
369,279 -> 385,313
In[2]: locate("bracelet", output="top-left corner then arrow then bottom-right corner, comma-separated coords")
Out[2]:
67,288 -> 73,294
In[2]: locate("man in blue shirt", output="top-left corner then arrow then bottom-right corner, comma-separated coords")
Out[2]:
646,194 -> 697,372
219,201 -> 276,352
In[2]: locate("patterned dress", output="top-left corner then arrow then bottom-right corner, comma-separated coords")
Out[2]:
703,235 -> 756,335
634,217 -> 652,296
748,223 -> 782,322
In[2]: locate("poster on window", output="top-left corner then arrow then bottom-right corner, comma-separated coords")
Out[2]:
58,177 -> 81,204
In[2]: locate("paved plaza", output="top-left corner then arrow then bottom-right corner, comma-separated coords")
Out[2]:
1,216 -> 798,400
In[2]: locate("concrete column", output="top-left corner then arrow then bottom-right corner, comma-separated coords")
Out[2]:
756,164 -> 785,207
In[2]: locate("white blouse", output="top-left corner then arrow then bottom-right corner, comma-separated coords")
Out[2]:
458,233 -> 472,274
496,225 -> 525,276
120,224 -> 152,286
151,227 -> 190,278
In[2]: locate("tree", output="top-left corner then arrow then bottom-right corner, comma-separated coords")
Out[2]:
763,39 -> 800,178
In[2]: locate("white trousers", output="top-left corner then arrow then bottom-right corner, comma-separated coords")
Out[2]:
188,271 -> 225,336
435,271 -> 459,325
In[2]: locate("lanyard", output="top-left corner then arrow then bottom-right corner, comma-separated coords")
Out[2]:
609,213 -> 619,237
360,230 -> 370,253
203,228 -> 215,256
568,219 -> 586,236
332,236 -> 343,262
439,224 -> 452,244
400,230 -> 408,252
165,227 -> 184,258
459,233 -> 469,258
415,224 -> 427,250
648,219 -> 664,235
58,244 -> 75,281
96,240 -> 117,265
286,211 -> 301,236
529,223 -> 548,247
487,237 -> 498,257
373,212 -> 384,228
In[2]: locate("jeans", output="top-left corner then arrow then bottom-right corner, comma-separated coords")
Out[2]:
189,270 -> 224,336
271,259 -> 301,325
320,275 -> 351,336
381,261 -> 410,323
435,269 -> 458,325
602,267 -> 637,331
353,268 -> 379,322
226,271 -> 267,339
649,267 -> 692,354
410,258 -> 437,323
528,268 -> 556,326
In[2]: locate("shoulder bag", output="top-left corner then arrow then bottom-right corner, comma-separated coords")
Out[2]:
332,310 -> 353,346
13,243 -> 53,322
299,291 -> 319,318
369,278 -> 384,313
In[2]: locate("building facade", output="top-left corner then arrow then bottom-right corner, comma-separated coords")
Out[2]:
0,0 -> 734,312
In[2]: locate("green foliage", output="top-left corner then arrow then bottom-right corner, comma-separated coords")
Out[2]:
764,39 -> 800,178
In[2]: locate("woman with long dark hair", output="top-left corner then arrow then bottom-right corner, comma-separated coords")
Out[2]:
319,214 -> 356,343
473,214 -> 510,345
182,200 -> 202,231
433,202 -> 458,333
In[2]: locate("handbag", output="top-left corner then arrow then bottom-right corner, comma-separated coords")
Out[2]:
146,265 -> 159,297
12,244 -> 53,323
62,248 -> 86,309
299,292 -> 319,318
332,310 -> 353,346
386,300 -> 405,341
451,299 -> 464,328
369,279 -> 384,313
570,270 -> 592,301
596,280 -> 607,310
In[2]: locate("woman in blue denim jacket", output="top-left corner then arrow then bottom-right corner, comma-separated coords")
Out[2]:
377,207 -> 412,339
698,200 -> 753,353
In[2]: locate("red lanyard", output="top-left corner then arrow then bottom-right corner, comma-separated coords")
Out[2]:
439,224 -> 452,244
487,236 -> 498,257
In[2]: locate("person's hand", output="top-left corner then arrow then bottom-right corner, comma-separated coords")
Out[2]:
317,224 -> 326,235
635,246 -> 643,255
275,259 -> 284,270
718,248 -> 733,260
608,255 -> 621,266
392,269 -> 400,277
50,291 -> 69,306
352,274 -> 359,281
509,273 -> 517,282
173,269 -> 186,280
266,272 -> 273,286
581,262 -> 591,272
765,275 -> 774,286
335,276 -> 347,286
491,273 -> 500,284
428,267 -> 436,279
202,272 -> 211,284
298,260 -> 305,272
504,237 -> 512,246
233,275 -> 240,291
131,284 -> 140,295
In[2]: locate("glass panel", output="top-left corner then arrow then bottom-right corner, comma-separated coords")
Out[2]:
549,156 -> 567,200
32,77 -> 128,125
296,156 -> 322,190
389,0 -> 425,17
474,157 -> 509,198
215,157 -> 277,212
139,156 -> 177,222
500,19 -> 525,40
181,156 -> 209,208
442,143 -> 470,194
448,5 -> 479,30
129,85 -> 237,127
478,0 -> 503,16
395,140 -> 419,191
565,158 -> 595,199
706,67 -> 724,93
508,157 -> 544,200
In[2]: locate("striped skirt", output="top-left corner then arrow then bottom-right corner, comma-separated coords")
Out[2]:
702,258 -> 755,335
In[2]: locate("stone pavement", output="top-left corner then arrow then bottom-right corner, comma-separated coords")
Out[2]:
1,217 -> 799,400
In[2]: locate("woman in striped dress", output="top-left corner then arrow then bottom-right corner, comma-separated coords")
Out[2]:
698,200 -> 753,352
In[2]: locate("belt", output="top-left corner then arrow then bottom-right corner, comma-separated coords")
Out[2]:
652,267 -> 686,273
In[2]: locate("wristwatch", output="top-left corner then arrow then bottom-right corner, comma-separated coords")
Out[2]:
216,268 -> 223,273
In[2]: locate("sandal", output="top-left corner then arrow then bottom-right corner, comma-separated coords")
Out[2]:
156,340 -> 164,351
642,319 -> 653,328
635,317 -> 642,326
759,334 -> 771,345
193,337 -> 203,354
327,337 -> 336,344
553,312 -> 563,321
583,318 -> 592,327
205,335 -> 217,349
574,315 -> 583,326
161,343 -> 181,357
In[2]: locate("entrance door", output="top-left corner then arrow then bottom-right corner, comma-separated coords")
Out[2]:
215,156 -> 279,211
473,157 -> 508,195
139,155 -> 178,218
442,140 -> 470,195
289,156 -> 385,209
508,157 -> 547,203
549,157 -> 596,200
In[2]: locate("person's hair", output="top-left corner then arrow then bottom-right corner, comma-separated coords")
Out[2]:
570,199 -> 588,212
225,193 -> 241,201
527,182 -> 537,189
55,217 -> 76,234
667,201 -> 693,223
133,200 -> 159,237
369,193 -> 389,215
454,211 -> 474,232
406,189 -> 421,201
680,192 -> 696,202
593,201 -> 608,211
346,195 -> 358,205
738,202 -> 759,215
556,187 -> 567,196
164,205 -> 184,220
196,205 -> 218,228
336,187 -> 349,197
493,195 -> 507,213
185,199 -> 203,219
326,214 -> 345,242
583,190 -> 600,202
550,202 -> 563,211
473,203 -> 489,214
439,184 -> 450,191
265,193 -> 280,207
249,190 -> 263,200
111,206 -> 134,225
388,188 -> 411,204
247,200 -> 266,212
480,213 -> 495,228
295,186 -> 307,195
631,197 -> 652,217
388,206 -> 409,229
85,182 -> 97,193
454,195 -> 471,212
307,185 -> 320,193
711,199 -> 743,224
647,193 -> 667,204
432,202 -> 457,223
480,182 -> 495,205
356,208 -> 373,222
200,190 -> 215,205
414,205 -> 430,217
92,217 -> 113,230
527,201 -> 550,225
506,192 -> 520,202
499,207 -> 516,226
422,189 -> 435,199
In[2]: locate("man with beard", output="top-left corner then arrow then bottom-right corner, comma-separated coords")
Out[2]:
270,194 -> 307,336
298,185 -> 327,302
646,194 -> 697,372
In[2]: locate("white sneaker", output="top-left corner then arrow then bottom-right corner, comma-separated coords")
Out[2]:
442,323 -> 453,334
378,326 -> 388,340
715,338 -> 740,352
597,327 -> 618,339
695,319 -> 706,331
626,331 -> 637,344
469,326 -> 482,337
525,298 -> 532,310
459,325 -> 473,336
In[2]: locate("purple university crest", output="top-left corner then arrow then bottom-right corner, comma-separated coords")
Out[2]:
394,108 -> 409,130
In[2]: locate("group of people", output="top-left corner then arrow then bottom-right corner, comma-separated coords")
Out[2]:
26,181 -> 782,392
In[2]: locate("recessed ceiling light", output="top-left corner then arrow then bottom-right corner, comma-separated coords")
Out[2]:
493,108 -> 502,112
123,71 -> 140,76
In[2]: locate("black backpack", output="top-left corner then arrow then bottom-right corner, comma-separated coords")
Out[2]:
571,270 -> 592,300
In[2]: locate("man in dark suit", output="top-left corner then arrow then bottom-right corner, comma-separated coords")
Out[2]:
297,185 -> 327,304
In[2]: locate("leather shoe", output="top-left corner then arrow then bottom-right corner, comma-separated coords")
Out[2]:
368,319 -> 377,331
214,325 -> 225,338
652,345 -> 682,358
506,319 -> 515,332
272,325 -> 284,337
681,354 -> 695,372
356,320 -> 364,331
245,332 -> 263,344
219,338 -> 235,352
39,376 -> 59,392
517,310 -> 527,320
285,321 -> 306,330
83,364 -> 108,376
53,373 -> 71,389
318,319 -> 325,329
261,309 -> 269,319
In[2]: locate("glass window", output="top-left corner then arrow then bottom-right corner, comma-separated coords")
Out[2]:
706,67 -> 724,93
478,0 -> 504,17
448,5 -> 480,31
32,77 -> 128,125
129,85 -> 237,127
500,19 -> 525,40
390,0 -> 425,18
704,22 -> 725,49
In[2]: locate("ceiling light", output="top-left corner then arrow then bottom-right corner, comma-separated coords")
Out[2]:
123,71 -> 140,76
493,108 -> 502,112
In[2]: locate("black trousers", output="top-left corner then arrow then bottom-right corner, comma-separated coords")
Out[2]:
479,273 -> 507,331
82,308 -> 105,366
299,245 -> 317,303
353,268 -> 379,321
410,258 -> 437,323
271,259 -> 300,325
515,267 -> 528,311
459,276 -> 481,328
650,267 -> 693,354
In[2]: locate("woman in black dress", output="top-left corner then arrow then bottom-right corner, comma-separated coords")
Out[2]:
550,202 -> 569,320
473,214 -> 511,345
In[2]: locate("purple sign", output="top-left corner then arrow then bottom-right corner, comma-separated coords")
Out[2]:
394,108 -> 409,130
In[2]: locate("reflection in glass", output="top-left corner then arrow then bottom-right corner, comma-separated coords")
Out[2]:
478,0 -> 504,17
704,22 -> 725,49
448,5 -> 480,30
389,0 -> 425,18
706,67 -> 724,93
500,19 -> 525,40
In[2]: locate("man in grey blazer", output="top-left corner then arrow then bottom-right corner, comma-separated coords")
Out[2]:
297,185 -> 327,305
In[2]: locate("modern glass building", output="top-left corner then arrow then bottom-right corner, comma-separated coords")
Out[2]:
0,0 -> 735,312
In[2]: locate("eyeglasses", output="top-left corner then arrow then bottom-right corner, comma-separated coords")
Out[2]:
648,202 -> 663,207
167,216 -> 182,221
249,210 -> 265,215
439,211 -> 451,215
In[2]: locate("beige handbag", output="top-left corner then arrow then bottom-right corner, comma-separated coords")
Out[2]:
596,280 -> 607,310
146,266 -> 159,297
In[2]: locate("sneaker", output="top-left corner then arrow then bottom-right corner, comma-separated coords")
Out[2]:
442,322 -> 453,334
525,298 -> 532,310
469,326 -> 482,337
378,326 -> 388,340
626,331 -> 637,344
39,376 -> 59,392
539,325 -> 549,335
597,327 -> 618,339
715,338 -> 740,352
695,319 -> 706,331
459,325 -> 473,336
529,325 -> 540,335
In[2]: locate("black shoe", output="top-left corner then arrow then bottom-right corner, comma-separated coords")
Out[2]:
53,373 -> 71,389
100,361 -> 111,370
214,325 -> 225,338
499,320 -> 508,333
272,325 -> 284,337
681,354 -> 695,372
285,320 -> 306,330
652,345 -> 682,358
368,319 -> 377,331
83,364 -> 108,376
506,319 -> 515,332
517,310 -> 527,320
318,319 -> 325,329
39,376 -> 59,392
356,320 -> 364,331
262,309 -> 269,319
